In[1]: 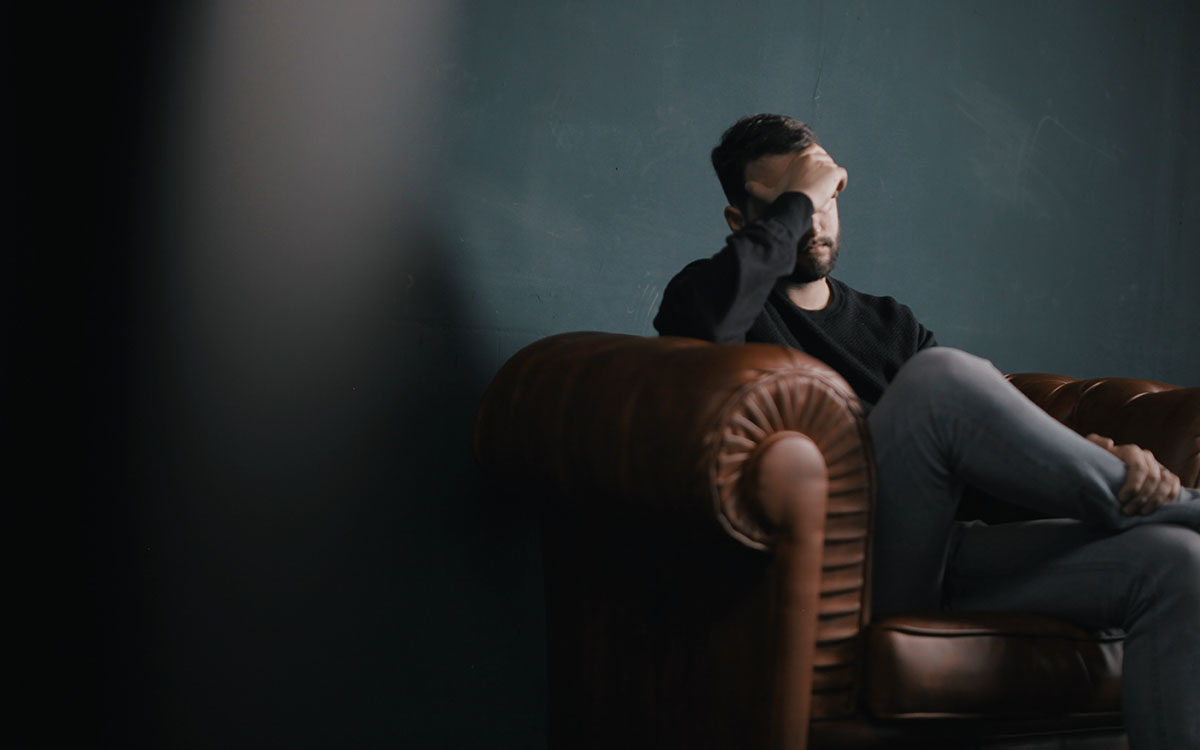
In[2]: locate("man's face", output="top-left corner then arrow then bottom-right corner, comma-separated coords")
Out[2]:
742,152 -> 841,283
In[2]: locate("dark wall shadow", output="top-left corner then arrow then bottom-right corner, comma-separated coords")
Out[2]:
27,4 -> 548,748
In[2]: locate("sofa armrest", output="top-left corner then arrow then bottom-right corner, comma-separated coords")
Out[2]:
474,332 -> 879,733
473,331 -> 873,551
1008,374 -> 1200,488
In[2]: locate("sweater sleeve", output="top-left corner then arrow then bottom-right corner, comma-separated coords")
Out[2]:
653,192 -> 814,343
916,317 -> 937,351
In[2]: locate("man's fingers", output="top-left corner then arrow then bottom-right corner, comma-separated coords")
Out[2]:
1138,465 -> 1179,515
1086,433 -> 1115,450
1117,446 -> 1151,507
809,164 -> 849,206
744,180 -> 773,204
798,143 -> 831,160
835,166 -> 848,194
1108,441 -> 1179,516
1119,449 -> 1176,515
1165,472 -> 1182,507
783,148 -> 847,204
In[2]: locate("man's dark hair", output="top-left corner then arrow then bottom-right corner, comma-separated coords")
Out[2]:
711,114 -> 818,209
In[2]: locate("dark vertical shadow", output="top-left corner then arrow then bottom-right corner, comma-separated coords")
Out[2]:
19,2 -> 547,747
11,4 -> 189,745
379,224 -> 548,748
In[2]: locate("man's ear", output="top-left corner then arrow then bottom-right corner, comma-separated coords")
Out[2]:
723,205 -> 746,232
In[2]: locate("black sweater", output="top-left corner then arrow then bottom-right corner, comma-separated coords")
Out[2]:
653,192 -> 936,408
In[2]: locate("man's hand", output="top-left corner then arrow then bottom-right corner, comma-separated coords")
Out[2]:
1086,433 -> 1181,515
744,145 -> 848,212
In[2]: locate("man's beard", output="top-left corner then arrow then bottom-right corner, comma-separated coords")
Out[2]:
788,231 -> 840,283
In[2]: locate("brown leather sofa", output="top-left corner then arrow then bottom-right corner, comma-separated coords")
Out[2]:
472,332 -> 1200,749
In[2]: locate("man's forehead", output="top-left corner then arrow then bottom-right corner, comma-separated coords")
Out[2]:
744,152 -> 798,179
744,144 -> 827,178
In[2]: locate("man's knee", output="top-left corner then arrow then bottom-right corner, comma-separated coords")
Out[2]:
889,347 -> 1001,402
1130,525 -> 1200,615
901,346 -> 995,378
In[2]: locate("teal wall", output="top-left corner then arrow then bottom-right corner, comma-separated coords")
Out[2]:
429,0 -> 1198,384
50,2 -> 1197,748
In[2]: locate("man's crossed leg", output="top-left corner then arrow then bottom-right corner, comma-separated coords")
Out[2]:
866,347 -> 1200,749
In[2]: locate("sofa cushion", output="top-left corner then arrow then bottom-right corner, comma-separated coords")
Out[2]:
864,613 -> 1123,720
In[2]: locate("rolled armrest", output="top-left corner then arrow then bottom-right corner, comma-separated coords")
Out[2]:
472,332 -> 873,551
1008,374 -> 1200,487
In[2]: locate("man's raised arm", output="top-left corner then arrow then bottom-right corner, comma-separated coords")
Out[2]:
652,145 -> 847,343
652,193 -> 814,342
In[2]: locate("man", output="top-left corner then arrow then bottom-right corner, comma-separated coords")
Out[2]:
653,114 -> 1199,749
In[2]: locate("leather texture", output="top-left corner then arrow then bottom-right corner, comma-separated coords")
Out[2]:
865,613 -> 1123,720
474,331 -> 873,550
1007,373 -> 1200,487
475,332 -> 875,746
473,332 -> 1197,749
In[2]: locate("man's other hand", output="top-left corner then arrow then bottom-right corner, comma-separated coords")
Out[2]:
1086,433 -> 1181,515
744,145 -> 848,212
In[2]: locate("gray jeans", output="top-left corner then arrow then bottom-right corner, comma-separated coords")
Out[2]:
867,347 -> 1200,750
